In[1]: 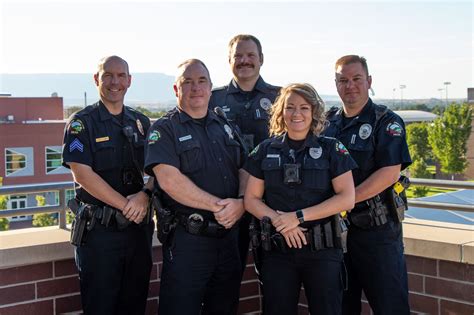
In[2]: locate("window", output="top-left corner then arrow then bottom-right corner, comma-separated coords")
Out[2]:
45,147 -> 62,173
8,195 -> 27,221
5,149 -> 26,175
65,189 -> 75,203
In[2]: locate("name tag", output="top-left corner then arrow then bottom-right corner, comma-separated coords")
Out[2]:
266,154 -> 280,158
179,135 -> 192,142
95,136 -> 109,143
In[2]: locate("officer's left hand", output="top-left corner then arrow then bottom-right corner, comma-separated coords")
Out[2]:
273,210 -> 300,234
214,198 -> 245,229
123,192 -> 149,224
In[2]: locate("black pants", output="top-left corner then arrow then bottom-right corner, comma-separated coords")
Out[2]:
75,221 -> 154,315
158,225 -> 241,315
342,220 -> 410,315
261,246 -> 344,315
238,212 -> 252,276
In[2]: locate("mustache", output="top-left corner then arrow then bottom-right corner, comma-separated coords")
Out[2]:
237,63 -> 254,68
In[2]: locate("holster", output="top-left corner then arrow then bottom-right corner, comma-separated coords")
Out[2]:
70,204 -> 90,247
350,194 -> 390,229
386,176 -> 410,223
153,196 -> 177,244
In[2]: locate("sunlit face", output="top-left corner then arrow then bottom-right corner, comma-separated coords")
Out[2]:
94,57 -> 131,107
283,92 -> 313,140
335,62 -> 372,110
229,39 -> 263,83
174,62 -> 212,113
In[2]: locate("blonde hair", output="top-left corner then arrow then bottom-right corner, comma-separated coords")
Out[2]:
269,83 -> 326,137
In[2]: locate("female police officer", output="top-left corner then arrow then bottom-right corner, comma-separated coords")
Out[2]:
244,83 -> 357,315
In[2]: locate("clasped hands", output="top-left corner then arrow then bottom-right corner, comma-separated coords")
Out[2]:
122,191 -> 150,224
272,210 -> 307,249
213,198 -> 245,229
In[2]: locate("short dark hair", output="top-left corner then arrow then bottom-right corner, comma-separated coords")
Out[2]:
335,55 -> 369,76
228,34 -> 263,59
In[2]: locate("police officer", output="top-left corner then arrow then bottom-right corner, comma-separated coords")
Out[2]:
323,55 -> 412,314
244,83 -> 357,315
145,59 -> 246,315
62,55 -> 154,315
209,34 -> 281,277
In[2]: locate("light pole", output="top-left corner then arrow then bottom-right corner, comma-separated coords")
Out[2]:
399,84 -> 406,107
437,88 -> 444,99
392,88 -> 396,106
443,81 -> 451,106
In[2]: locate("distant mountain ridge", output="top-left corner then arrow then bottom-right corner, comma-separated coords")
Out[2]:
0,73 -> 177,107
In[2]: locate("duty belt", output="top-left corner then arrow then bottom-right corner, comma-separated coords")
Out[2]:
176,212 -> 230,238
264,220 -> 343,253
349,194 -> 390,229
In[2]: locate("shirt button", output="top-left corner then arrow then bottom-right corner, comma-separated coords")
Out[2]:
223,176 -> 227,180
212,140 -> 217,144
218,158 -> 222,162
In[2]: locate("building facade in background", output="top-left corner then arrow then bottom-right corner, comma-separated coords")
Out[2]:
0,96 -> 72,224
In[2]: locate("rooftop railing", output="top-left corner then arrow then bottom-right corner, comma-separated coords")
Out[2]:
0,178 -> 473,231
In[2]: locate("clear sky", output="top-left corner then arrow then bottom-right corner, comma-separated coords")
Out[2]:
1,0 -> 472,99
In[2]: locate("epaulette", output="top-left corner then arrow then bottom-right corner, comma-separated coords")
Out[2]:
325,106 -> 341,119
374,104 -> 389,123
211,85 -> 228,93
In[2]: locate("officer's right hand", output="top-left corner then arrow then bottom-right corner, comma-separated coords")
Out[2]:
280,227 -> 307,249
214,198 -> 245,229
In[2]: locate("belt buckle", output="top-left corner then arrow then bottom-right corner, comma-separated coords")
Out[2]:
187,213 -> 204,235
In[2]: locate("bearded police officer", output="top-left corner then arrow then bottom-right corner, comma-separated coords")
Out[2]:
209,34 -> 280,275
323,55 -> 412,315
62,55 -> 154,314
145,59 -> 247,314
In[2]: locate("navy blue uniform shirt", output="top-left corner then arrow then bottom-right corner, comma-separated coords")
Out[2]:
62,101 -> 150,206
144,107 -> 244,219
244,133 -> 357,226
323,98 -> 412,188
209,76 -> 280,148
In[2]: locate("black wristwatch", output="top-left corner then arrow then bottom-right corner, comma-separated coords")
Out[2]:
296,209 -> 305,224
141,187 -> 152,198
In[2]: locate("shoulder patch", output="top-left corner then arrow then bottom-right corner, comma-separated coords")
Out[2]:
249,144 -> 260,157
69,119 -> 84,134
148,130 -> 161,144
386,121 -> 403,137
335,141 -> 350,155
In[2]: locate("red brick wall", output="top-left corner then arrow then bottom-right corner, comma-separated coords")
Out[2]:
0,245 -> 262,315
1,252 -> 472,315
286,255 -> 474,315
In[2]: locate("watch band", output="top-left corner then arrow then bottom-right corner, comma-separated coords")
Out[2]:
296,209 -> 305,224
141,187 -> 152,198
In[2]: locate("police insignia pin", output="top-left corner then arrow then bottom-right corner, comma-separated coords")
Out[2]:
136,119 -> 144,136
359,123 -> 372,140
69,119 -> 84,134
386,122 -> 403,137
148,130 -> 161,144
309,147 -> 322,159
260,98 -> 272,111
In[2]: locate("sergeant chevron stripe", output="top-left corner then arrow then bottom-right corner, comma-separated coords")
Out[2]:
69,138 -> 84,152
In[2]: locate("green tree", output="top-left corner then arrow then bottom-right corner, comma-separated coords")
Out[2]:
32,195 -> 57,227
135,106 -> 167,119
0,195 -> 9,231
406,122 -> 433,196
406,122 -> 432,162
428,103 -> 472,179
